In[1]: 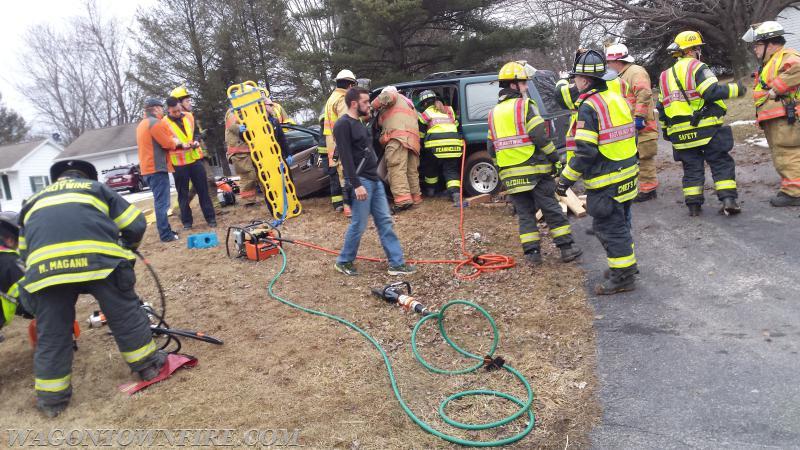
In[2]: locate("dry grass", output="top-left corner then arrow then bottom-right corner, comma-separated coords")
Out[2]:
0,195 -> 599,449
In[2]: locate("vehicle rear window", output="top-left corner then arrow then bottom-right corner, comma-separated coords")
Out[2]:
105,168 -> 130,177
465,81 -> 500,121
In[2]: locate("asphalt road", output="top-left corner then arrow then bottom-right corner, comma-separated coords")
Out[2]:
581,139 -> 800,449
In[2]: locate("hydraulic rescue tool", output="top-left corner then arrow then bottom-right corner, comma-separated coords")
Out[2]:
226,221 -> 282,261
371,282 -> 432,316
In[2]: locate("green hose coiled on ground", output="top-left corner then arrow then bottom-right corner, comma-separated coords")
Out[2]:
267,246 -> 535,447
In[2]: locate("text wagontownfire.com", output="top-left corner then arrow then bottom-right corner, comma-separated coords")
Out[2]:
5,428 -> 302,447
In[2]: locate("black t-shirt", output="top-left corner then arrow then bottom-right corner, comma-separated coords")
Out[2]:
333,114 -> 378,188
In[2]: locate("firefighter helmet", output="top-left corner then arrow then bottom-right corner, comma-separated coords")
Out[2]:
742,21 -> 786,43
569,49 -> 617,81
671,31 -> 705,52
0,211 -> 19,239
605,43 -> 634,63
418,90 -> 437,104
50,159 -> 98,181
498,61 -> 528,81
335,69 -> 357,82
170,85 -> 191,99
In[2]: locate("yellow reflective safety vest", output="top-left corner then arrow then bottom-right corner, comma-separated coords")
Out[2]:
164,113 -> 203,166
753,47 -> 800,123
317,113 -> 327,155
419,105 -> 463,158
562,89 -> 639,203
324,89 -> 346,136
658,57 -> 726,149
488,97 -> 552,194
0,248 -> 22,327
565,78 -> 631,163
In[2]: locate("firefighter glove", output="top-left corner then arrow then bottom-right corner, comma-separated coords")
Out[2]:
285,154 -> 294,165
634,117 -> 646,130
736,81 -> 748,97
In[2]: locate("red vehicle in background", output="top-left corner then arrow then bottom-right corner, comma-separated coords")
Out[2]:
103,164 -> 147,193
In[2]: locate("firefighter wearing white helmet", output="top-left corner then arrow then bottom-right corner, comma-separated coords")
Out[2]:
743,21 -> 800,206
606,43 -> 660,202
488,61 -> 581,266
657,31 -> 746,216
323,69 -> 359,217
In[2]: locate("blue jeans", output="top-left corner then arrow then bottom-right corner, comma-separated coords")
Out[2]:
144,173 -> 174,241
337,178 -> 405,267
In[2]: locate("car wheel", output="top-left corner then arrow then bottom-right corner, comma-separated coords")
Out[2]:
463,151 -> 499,196
133,180 -> 143,193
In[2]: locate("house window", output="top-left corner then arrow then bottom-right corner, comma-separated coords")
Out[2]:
1,175 -> 10,200
29,176 -> 49,193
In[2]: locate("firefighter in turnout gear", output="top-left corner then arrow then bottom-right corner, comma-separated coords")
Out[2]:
489,61 -> 582,266
418,90 -> 464,205
606,44 -> 660,201
317,112 -> 345,211
657,31 -> 747,216
19,160 -> 165,418
742,21 -> 800,207
225,107 -> 259,206
324,69 -> 358,217
556,50 -> 638,294
0,212 -> 31,340
372,85 -> 422,210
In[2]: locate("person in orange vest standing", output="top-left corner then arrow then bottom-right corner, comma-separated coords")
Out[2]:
137,98 -> 180,242
163,97 -> 216,229
742,21 -> 800,207
371,85 -> 422,211
324,69 -> 358,217
606,44 -> 660,202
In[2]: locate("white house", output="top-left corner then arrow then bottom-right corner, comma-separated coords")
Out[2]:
56,123 -> 140,175
778,4 -> 800,49
0,138 -> 64,212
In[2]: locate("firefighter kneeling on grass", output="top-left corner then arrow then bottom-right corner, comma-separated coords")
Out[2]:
19,160 -> 166,418
556,50 -> 639,295
488,61 -> 582,266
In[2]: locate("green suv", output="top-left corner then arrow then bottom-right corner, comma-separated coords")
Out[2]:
371,69 -> 571,196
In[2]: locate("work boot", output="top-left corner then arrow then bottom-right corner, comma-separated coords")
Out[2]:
451,191 -> 465,207
412,194 -> 423,205
334,204 -> 344,213
524,249 -> 543,266
721,197 -> 741,216
687,204 -> 702,216
594,277 -> 636,295
634,190 -> 657,202
137,350 -> 168,381
769,192 -> 800,207
392,202 -> 413,213
423,187 -> 437,198
37,399 -> 69,418
559,244 -> 583,263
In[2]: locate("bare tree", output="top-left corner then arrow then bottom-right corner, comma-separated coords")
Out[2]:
557,0 -> 798,77
17,1 -> 142,143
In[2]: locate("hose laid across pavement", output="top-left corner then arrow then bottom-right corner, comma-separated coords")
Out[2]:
266,244 -> 535,447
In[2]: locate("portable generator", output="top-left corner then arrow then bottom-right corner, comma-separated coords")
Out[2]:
225,221 -> 281,261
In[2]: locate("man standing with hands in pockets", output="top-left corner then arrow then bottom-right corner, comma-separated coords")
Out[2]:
333,88 -> 415,277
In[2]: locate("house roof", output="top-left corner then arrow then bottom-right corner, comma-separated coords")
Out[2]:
0,139 -> 49,170
57,123 -> 139,161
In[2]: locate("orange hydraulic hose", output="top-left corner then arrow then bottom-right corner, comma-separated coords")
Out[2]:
285,142 -> 515,281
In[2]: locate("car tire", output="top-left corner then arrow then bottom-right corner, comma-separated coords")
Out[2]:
463,150 -> 500,196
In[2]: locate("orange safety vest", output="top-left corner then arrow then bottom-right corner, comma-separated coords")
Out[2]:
753,47 -> 800,123
164,113 -> 203,166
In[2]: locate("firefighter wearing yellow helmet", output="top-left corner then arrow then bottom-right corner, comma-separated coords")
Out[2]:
742,21 -> 800,206
487,61 -> 581,266
657,31 -> 746,216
